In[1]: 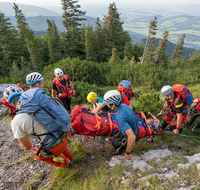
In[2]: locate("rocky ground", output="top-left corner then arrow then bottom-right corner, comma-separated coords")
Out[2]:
0,118 -> 114,190
1,118 -> 200,189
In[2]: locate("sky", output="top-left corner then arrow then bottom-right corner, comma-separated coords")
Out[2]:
1,0 -> 200,7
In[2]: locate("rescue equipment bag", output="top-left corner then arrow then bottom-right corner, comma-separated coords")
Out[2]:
71,105 -> 158,139
172,84 -> 193,107
18,88 -> 71,149
117,80 -> 133,100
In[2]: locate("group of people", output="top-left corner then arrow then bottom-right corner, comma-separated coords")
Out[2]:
1,68 -> 200,167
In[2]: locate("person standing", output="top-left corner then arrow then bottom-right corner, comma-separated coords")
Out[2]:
51,68 -> 75,113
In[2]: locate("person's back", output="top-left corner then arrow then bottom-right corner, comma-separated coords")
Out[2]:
115,103 -> 138,136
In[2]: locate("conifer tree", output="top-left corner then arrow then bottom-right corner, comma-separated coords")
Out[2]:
61,0 -> 86,58
13,3 -> 43,71
171,34 -> 186,64
155,30 -> 169,66
81,23 -> 96,61
46,19 -> 60,64
93,17 -> 104,62
189,49 -> 200,64
102,3 -> 131,61
141,17 -> 157,65
0,11 -> 22,76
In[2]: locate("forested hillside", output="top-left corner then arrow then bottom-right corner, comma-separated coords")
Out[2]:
0,1 -> 200,98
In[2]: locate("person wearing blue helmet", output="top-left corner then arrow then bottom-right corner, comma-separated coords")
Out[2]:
26,72 -> 44,89
157,85 -> 187,134
103,90 -> 139,160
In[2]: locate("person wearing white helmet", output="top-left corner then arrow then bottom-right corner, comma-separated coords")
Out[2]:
26,72 -> 44,89
4,84 -> 73,168
51,68 -> 75,113
103,90 -> 139,160
157,85 -> 187,134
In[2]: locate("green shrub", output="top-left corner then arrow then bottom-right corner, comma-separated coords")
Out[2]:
133,90 -> 164,115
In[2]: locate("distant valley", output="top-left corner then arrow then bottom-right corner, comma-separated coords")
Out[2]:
0,2 -> 200,51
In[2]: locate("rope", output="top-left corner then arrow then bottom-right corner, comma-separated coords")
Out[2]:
179,134 -> 200,138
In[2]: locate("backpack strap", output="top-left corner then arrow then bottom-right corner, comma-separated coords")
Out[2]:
140,111 -> 153,136
94,113 -> 101,135
107,113 -> 113,137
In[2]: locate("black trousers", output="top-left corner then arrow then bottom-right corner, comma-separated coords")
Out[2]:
188,109 -> 200,129
112,129 -> 139,154
60,96 -> 71,112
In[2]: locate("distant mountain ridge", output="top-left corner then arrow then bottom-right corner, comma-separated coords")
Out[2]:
0,2 -> 60,16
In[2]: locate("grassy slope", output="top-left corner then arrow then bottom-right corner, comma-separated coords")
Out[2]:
39,84 -> 200,190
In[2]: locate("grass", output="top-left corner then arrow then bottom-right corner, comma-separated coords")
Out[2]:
3,159 -> 21,169
26,172 -> 45,190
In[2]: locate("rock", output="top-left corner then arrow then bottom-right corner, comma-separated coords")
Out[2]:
121,179 -> 131,184
137,171 -> 180,182
108,155 -> 124,167
123,170 -> 132,177
185,153 -> 200,163
131,157 -> 153,171
174,185 -> 196,190
196,163 -> 200,171
159,167 -> 168,173
177,163 -> 191,170
109,156 -> 153,171
141,149 -> 172,161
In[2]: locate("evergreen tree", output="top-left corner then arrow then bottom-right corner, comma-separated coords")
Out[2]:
81,23 -> 96,61
46,19 -> 60,64
61,0 -> 86,58
171,34 -> 186,64
155,30 -> 169,67
13,3 -> 44,71
102,2 -> 131,61
93,17 -> 104,62
0,11 -> 22,76
13,3 -> 27,29
141,17 -> 157,65
189,49 -> 200,65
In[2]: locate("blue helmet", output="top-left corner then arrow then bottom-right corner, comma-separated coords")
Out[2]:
26,72 -> 44,85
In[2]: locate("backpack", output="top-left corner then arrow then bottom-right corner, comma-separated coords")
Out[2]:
117,80 -> 133,100
18,88 -> 71,149
172,84 -> 193,107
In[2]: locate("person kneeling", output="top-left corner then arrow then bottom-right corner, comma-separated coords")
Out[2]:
103,90 -> 139,160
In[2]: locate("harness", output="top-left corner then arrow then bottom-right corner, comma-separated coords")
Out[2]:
167,94 -> 187,114
53,75 -> 73,98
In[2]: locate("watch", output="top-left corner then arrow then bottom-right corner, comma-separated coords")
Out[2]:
125,151 -> 131,155
176,127 -> 180,130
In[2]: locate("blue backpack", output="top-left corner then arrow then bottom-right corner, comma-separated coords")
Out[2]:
18,88 -> 71,149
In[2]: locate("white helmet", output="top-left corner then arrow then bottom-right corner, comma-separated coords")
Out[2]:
54,68 -> 63,77
161,85 -> 174,96
4,86 -> 24,103
103,90 -> 122,105
26,72 -> 44,85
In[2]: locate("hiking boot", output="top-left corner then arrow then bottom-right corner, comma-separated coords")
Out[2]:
191,126 -> 197,132
65,160 -> 74,168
